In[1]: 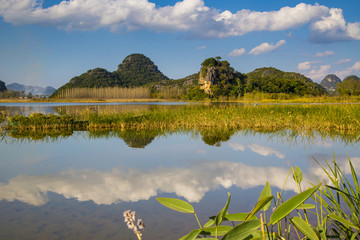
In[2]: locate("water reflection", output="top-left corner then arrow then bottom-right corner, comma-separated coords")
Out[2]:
1,156 -> 359,207
0,102 -> 188,115
2,128 -> 359,148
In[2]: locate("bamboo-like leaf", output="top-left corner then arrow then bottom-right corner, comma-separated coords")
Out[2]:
246,196 -> 274,221
203,219 -> 215,228
293,166 -> 303,184
351,232 -> 359,240
203,213 -> 258,228
226,213 -> 258,221
269,184 -> 320,225
328,213 -> 360,230
157,197 -> 194,213
349,158 -> 359,196
200,226 -> 233,236
258,181 -> 272,211
215,193 -> 231,226
290,217 -> 319,240
221,219 -> 261,240
296,204 -> 316,210
179,229 -> 202,240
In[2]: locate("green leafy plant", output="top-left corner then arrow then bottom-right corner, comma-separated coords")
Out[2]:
313,156 -> 360,239
156,166 -> 326,240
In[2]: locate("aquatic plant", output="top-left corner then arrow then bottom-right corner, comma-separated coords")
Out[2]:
156,159 -> 360,239
3,104 -> 360,140
123,210 -> 145,240
314,156 -> 360,239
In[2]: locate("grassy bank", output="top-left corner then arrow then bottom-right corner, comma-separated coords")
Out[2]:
3,104 -> 360,136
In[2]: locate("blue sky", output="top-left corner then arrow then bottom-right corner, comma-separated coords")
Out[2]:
0,0 -> 360,88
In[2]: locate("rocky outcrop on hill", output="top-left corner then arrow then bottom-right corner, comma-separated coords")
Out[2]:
320,74 -> 341,92
199,66 -> 217,94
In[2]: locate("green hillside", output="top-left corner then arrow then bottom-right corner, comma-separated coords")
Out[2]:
245,67 -> 326,96
52,54 -> 168,97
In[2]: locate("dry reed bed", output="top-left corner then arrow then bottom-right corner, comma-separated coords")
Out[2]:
4,104 -> 360,136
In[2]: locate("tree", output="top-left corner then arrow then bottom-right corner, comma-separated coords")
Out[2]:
336,76 -> 360,96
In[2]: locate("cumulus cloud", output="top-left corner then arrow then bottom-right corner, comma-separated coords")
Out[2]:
0,1 -> 359,42
228,48 -> 246,57
248,40 -> 286,55
307,64 -> 331,81
309,8 -> 360,42
313,51 -> 334,57
335,61 -> 360,79
297,61 -> 322,71
297,60 -> 331,81
297,61 -> 312,71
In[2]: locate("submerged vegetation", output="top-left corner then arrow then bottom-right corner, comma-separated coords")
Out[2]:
157,158 -> 360,239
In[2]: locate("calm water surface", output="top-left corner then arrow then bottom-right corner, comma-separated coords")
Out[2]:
0,102 -> 359,239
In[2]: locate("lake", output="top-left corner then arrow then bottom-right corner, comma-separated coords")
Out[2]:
0,102 -> 359,239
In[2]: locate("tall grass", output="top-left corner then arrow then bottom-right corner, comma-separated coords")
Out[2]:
5,104 -> 360,137
57,87 -> 151,99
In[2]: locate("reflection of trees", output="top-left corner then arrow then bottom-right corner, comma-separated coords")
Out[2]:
87,129 -> 161,148
116,130 -> 160,148
2,129 -> 75,143
200,128 -> 235,146
1,128 -> 359,147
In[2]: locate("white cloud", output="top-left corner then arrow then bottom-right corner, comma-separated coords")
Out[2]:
228,48 -> 246,57
309,8 -> 360,42
297,61 -> 312,71
197,46 -> 206,50
335,61 -> 360,79
336,59 -> 351,64
248,40 -> 286,55
297,60 -> 322,72
313,51 -> 334,57
0,1 -> 359,42
307,64 -> 331,81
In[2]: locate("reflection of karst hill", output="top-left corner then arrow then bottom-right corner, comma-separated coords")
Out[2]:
117,130 -> 159,148
200,129 -> 234,146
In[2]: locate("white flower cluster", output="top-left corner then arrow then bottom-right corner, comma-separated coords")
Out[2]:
123,210 -> 145,240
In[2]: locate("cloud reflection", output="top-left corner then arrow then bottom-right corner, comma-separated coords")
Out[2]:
228,142 -> 285,159
0,160 -> 306,206
1,156 -> 359,206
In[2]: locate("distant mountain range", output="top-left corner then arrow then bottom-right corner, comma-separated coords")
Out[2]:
6,83 -> 56,96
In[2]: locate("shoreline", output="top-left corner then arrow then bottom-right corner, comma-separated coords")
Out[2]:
0,96 -> 360,104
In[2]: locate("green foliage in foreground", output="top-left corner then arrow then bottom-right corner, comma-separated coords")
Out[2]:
157,158 -> 360,239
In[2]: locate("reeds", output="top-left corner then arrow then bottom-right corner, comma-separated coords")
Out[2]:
57,87 -> 151,99
4,104 -> 360,137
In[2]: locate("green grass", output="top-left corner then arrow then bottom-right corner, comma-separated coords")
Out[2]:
4,104 -> 360,137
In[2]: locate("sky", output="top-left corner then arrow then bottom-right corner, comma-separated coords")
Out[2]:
0,0 -> 360,88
